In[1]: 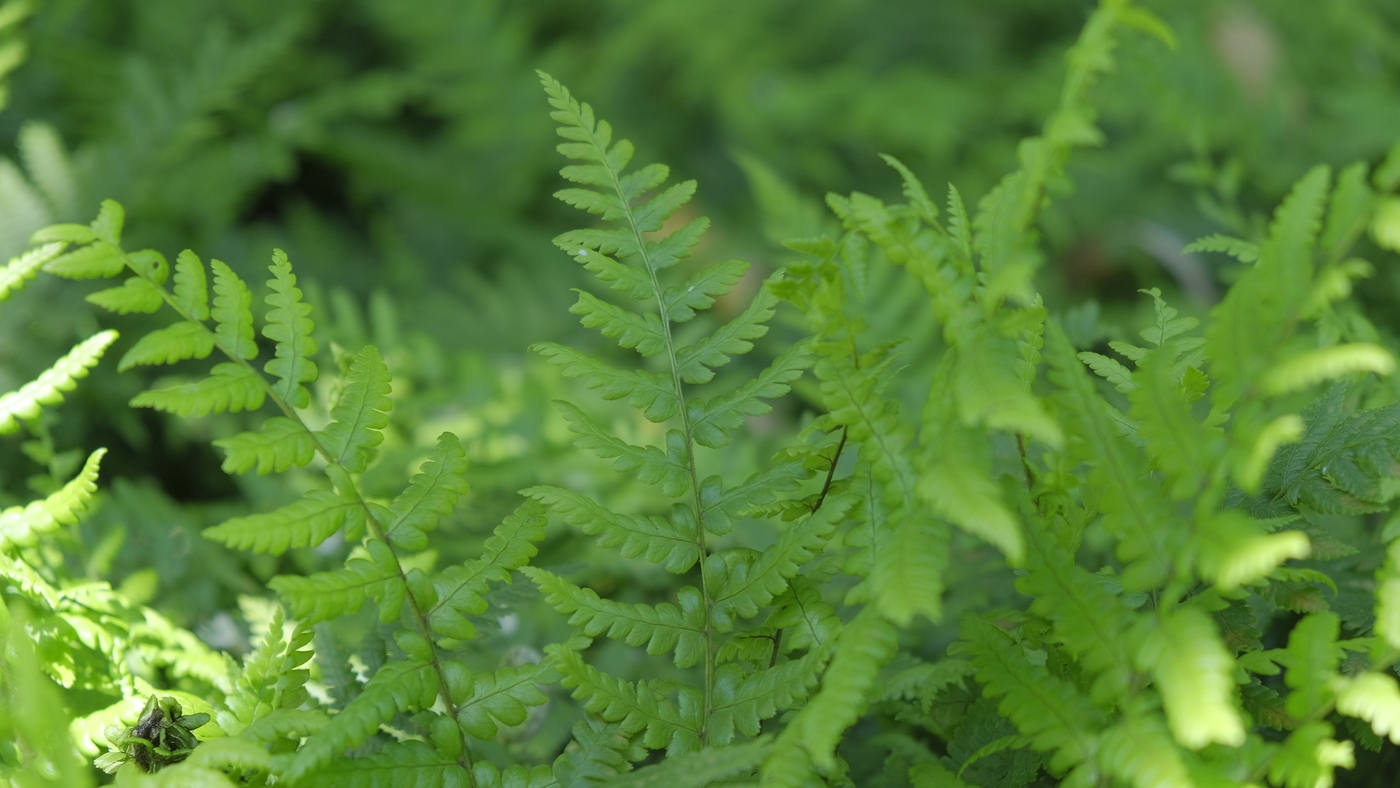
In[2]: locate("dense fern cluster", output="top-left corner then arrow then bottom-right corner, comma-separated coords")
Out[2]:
5,0 -> 1400,786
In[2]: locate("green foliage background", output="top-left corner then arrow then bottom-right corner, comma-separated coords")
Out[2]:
3,0 -> 1400,786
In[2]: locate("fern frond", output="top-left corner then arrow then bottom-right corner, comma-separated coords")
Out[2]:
1181,233 -> 1259,263
523,485 -> 698,573
202,488 -> 363,555
570,290 -> 668,357
318,345 -> 393,473
1128,348 -> 1219,499
1017,525 -> 1136,704
1095,711 -> 1193,788
210,259 -> 258,360
239,708 -> 328,746
42,241 -> 126,279
0,242 -> 63,299
472,764 -> 558,788
552,719 -> 639,788
296,740 -> 468,788
762,608 -> 898,785
117,321 -> 215,370
0,329 -> 118,432
1267,721 -> 1355,788
213,416 -> 317,475
225,607 -> 315,732
1206,165 -> 1331,407
605,738 -> 770,788
959,614 -> 1103,777
707,650 -> 826,745
173,249 -> 209,320
1280,611 -> 1340,719
708,494 -> 852,631
427,502 -> 547,640
953,328 -> 1063,446
269,541 -> 403,625
663,258 -> 747,323
1261,383 -> 1400,514
699,462 -> 808,537
768,576 -> 841,653
1334,672 -> 1400,744
1044,321 -> 1177,589
281,661 -> 439,784
551,646 -> 702,754
533,342 -> 679,422
688,340 -> 813,449
673,277 -> 779,384
1138,608 -> 1244,748
524,568 -> 706,667
0,447 -> 102,551
919,406 -> 1023,563
131,362 -> 265,417
554,401 -> 690,497
453,661 -> 561,740
85,276 -> 164,314
1260,343 -> 1395,396
385,432 -> 470,545
262,249 -> 318,409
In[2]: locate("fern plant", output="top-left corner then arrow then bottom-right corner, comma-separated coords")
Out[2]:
17,201 -> 568,787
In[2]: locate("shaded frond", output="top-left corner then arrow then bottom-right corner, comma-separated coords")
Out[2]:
262,249 -> 318,409
0,447 -> 104,550
554,401 -> 689,497
523,485 -> 698,573
202,489 -> 363,555
269,540 -> 404,625
214,416 -> 316,475
0,329 -> 118,432
426,502 -> 547,640
1137,608 -> 1244,749
524,568 -> 705,667
453,661 -> 561,740
551,646 -> 702,754
318,345 -> 393,473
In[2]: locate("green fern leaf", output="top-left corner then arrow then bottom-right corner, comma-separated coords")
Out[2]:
708,494 -> 852,631
118,321 -> 215,370
182,737 -> 273,775
524,568 -> 705,667
294,739 -> 468,788
688,339 -> 813,449
919,404 -> 1023,563
213,416 -> 316,475
282,661 -> 439,784
1320,161 -> 1375,258
1138,607 -> 1245,748
554,401 -> 689,497
960,614 -> 1104,777
385,432 -> 470,545
663,258 -> 746,323
130,362 -> 264,417
1095,711 -> 1192,788
570,290 -> 668,357
552,719 -> 639,787
427,502 -> 547,640
472,764 -> 558,788
1078,351 -> 1137,393
604,738 -> 770,788
551,646 -> 702,753
533,342 -> 679,422
0,242 -> 64,299
1280,611 -> 1340,719
42,241 -> 126,279
1268,721 -> 1355,788
239,708 -> 329,746
225,607 -> 315,732
953,327 -> 1063,446
523,485 -> 698,572
262,249 -> 318,409
707,650 -> 826,745
1017,525 -> 1136,704
0,330 -> 117,433
1262,384 -> 1400,514
1260,343 -> 1395,396
698,462 -> 807,537
203,489 -> 364,555
1043,321 -> 1177,590
173,249 -> 210,320
269,541 -> 403,624
762,608 -> 898,785
1182,234 -> 1259,263
1128,348 -> 1219,499
453,661 -> 561,740
85,276 -> 164,314
555,234 -> 651,293
0,447 -> 103,550
673,276 -> 779,384
1334,672 -> 1400,744
210,259 -> 258,360
1206,165 -> 1331,407
318,345 -> 393,473
88,199 -> 124,244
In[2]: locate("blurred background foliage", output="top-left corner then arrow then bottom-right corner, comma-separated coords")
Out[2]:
2,0 -> 1400,776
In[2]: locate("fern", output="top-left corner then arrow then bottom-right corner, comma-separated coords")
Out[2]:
0,329 -> 118,433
